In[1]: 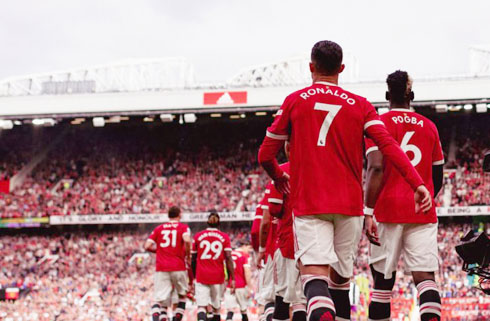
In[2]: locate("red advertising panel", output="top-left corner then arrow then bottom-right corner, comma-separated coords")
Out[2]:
203,91 -> 247,105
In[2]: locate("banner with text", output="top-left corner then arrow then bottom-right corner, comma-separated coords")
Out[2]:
49,212 -> 255,225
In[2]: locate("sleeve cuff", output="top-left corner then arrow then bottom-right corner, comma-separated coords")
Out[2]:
364,207 -> 374,216
365,146 -> 379,156
266,130 -> 289,140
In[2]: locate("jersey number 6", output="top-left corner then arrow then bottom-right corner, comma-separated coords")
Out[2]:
401,131 -> 422,167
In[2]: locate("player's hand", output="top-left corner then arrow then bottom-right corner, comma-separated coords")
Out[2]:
414,185 -> 432,213
256,251 -> 266,269
364,215 -> 380,246
230,280 -> 236,294
274,172 -> 290,195
246,287 -> 252,299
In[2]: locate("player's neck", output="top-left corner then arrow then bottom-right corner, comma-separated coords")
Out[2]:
389,102 -> 410,110
312,74 -> 338,85
169,217 -> 180,222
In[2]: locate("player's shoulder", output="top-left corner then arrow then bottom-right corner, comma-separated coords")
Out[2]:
178,222 -> 190,230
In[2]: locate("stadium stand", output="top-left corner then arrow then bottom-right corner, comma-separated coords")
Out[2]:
0,114 -> 487,218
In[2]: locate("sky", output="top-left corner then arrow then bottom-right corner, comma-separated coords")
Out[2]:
1,0 -> 489,84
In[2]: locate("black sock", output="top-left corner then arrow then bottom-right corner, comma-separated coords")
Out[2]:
241,312 -> 248,321
273,296 -> 290,320
368,266 -> 395,321
226,311 -> 233,320
417,280 -> 441,321
207,313 -> 214,321
197,308 -> 207,321
291,304 -> 307,321
213,313 -> 221,321
302,274 -> 335,321
152,304 -> 161,321
328,279 -> 351,320
264,302 -> 275,321
368,290 -> 392,320
173,299 -> 185,321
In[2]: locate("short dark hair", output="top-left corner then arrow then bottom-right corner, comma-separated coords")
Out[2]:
207,210 -> 220,228
386,70 -> 411,104
311,40 -> 343,75
168,206 -> 181,218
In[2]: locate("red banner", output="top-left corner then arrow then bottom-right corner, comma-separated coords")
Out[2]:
0,180 -> 9,194
203,91 -> 247,105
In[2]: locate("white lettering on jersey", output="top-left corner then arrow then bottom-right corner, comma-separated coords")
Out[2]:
300,86 -> 356,105
391,115 -> 424,127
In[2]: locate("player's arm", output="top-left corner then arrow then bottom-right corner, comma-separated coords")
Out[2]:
431,130 -> 445,198
191,238 -> 198,277
250,210 -> 262,252
258,96 -> 293,194
144,239 -> 157,253
432,165 -> 443,197
363,104 -> 431,212
145,229 -> 158,253
267,183 -> 284,218
244,262 -> 252,293
183,227 -> 192,265
364,147 -> 383,246
224,241 -> 235,293
257,206 -> 271,268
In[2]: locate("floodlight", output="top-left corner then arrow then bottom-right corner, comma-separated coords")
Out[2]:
435,104 -> 448,113
183,113 -> 197,123
160,114 -> 173,122
93,117 -> 105,127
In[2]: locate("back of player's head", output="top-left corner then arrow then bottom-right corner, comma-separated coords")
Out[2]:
168,206 -> 181,218
386,70 -> 414,105
311,40 -> 343,76
207,210 -> 220,228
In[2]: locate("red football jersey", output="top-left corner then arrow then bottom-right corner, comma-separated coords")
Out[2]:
148,221 -> 191,272
258,82 -> 423,217
267,163 -> 294,259
365,109 -> 444,223
228,250 -> 250,289
262,182 -> 278,261
192,228 -> 232,284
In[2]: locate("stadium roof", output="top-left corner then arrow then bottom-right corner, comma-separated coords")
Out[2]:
0,56 -> 489,118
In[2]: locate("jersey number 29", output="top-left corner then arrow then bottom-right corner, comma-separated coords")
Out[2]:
200,240 -> 223,260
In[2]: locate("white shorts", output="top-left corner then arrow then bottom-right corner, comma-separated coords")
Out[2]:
154,271 -> 188,304
257,255 -> 275,305
273,249 -> 306,305
224,288 -> 249,312
370,222 -> 439,279
294,214 -> 363,278
195,282 -> 222,310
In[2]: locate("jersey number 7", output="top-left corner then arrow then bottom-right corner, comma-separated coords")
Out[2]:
314,103 -> 342,146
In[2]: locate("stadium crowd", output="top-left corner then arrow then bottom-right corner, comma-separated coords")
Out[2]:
0,114 -> 488,219
0,222 -> 487,321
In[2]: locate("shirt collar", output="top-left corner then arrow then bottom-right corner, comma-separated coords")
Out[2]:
314,81 -> 338,86
206,228 -> 218,231
391,108 -> 415,112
